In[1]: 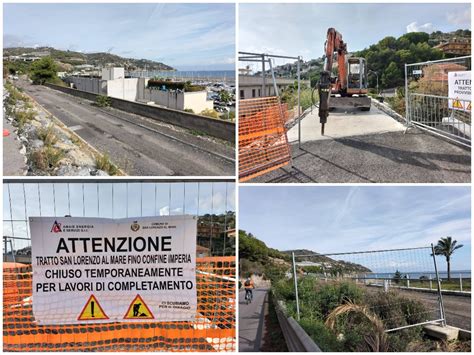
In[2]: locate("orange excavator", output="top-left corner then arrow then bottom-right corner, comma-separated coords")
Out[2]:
317,28 -> 371,135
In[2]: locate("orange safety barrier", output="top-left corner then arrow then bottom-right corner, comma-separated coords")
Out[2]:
3,257 -> 236,352
239,97 -> 291,182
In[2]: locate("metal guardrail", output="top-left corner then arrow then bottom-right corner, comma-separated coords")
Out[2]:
272,296 -> 321,352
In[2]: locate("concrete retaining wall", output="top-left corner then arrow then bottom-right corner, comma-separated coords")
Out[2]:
44,84 -> 235,142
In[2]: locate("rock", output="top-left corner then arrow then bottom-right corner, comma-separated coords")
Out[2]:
58,157 -> 74,166
66,149 -> 95,167
76,167 -> 92,176
19,146 -> 27,155
30,139 -> 44,150
90,169 -> 109,176
56,165 -> 90,176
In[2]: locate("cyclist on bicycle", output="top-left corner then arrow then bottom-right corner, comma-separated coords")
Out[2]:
243,277 -> 254,302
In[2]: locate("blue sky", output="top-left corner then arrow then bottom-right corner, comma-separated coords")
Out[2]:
239,186 -> 471,272
4,3 -> 235,70
240,3 -> 471,68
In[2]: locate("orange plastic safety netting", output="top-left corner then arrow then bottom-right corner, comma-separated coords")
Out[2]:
239,97 -> 291,182
3,257 -> 236,352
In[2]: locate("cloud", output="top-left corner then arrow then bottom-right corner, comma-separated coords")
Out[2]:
406,22 -> 435,33
4,34 -> 33,47
447,8 -> 471,27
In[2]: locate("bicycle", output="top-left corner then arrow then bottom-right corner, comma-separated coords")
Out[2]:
244,289 -> 253,305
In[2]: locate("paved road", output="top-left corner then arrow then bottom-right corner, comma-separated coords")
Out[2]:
3,117 -> 27,176
398,289 -> 471,330
239,289 -> 268,352
250,130 -> 470,183
16,81 -> 234,176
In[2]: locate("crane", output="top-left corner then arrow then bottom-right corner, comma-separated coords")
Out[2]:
317,28 -> 371,135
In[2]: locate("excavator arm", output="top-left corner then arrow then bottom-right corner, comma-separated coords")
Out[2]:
318,28 -> 347,135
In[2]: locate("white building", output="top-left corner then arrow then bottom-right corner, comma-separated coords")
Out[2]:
66,68 -> 213,113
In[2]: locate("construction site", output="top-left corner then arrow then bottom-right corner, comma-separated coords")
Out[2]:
3,179 -> 236,352
238,28 -> 471,183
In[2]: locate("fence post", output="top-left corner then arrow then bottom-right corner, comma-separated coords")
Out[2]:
407,274 -> 410,288
292,252 -> 300,321
431,243 -> 446,326
297,57 -> 301,149
404,63 -> 409,125
459,273 -> 463,292
429,275 -> 433,290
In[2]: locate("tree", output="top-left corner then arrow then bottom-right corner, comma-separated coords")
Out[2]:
381,62 -> 401,88
29,57 -> 58,85
392,270 -> 402,284
218,90 -> 232,103
433,237 -> 464,281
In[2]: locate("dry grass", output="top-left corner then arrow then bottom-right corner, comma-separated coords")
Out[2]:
30,147 -> 64,172
325,300 -> 389,352
37,125 -> 59,146
95,153 -> 118,175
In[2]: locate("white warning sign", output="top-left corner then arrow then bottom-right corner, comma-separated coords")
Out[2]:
448,71 -> 471,112
30,216 -> 197,325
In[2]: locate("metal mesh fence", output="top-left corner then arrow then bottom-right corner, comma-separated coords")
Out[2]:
3,181 -> 236,259
3,256 -> 236,352
292,246 -> 445,332
238,97 -> 291,182
3,180 -> 236,351
406,56 -> 471,146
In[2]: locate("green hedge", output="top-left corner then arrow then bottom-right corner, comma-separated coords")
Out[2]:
147,80 -> 205,92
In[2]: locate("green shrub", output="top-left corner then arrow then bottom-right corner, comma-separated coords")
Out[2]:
200,108 -> 220,119
95,95 -> 111,107
15,110 -> 35,130
147,80 -> 205,92
299,318 -> 342,351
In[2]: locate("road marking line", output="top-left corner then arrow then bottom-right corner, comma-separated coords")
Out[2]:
68,125 -> 83,132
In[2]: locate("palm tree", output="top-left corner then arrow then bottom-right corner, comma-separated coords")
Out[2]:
433,237 -> 463,281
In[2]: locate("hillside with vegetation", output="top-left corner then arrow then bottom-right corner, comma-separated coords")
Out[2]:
262,29 -> 470,90
239,230 -> 370,279
282,249 -> 372,274
4,46 -> 174,71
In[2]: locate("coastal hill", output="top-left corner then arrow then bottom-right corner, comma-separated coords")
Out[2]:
4,46 -> 174,71
239,230 -> 371,278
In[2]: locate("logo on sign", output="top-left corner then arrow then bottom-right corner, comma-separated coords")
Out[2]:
131,221 -> 140,232
51,220 -> 62,233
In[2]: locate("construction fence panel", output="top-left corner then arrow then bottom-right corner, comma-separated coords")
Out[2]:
3,256 -> 236,352
406,56 -> 471,146
293,247 -> 446,333
239,97 -> 291,182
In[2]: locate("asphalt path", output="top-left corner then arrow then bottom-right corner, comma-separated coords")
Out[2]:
398,289 -> 471,330
3,117 -> 27,176
250,130 -> 470,183
17,81 -> 235,176
239,289 -> 268,352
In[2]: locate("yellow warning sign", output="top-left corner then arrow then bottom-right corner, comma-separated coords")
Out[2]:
123,294 -> 154,319
452,99 -> 464,109
467,102 -> 471,111
77,295 -> 109,321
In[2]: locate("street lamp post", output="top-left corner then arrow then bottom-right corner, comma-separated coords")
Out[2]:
369,70 -> 379,95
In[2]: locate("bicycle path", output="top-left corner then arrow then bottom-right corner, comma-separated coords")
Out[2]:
238,288 -> 269,352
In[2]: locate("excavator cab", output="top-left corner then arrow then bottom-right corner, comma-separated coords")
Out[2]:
347,57 -> 368,94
